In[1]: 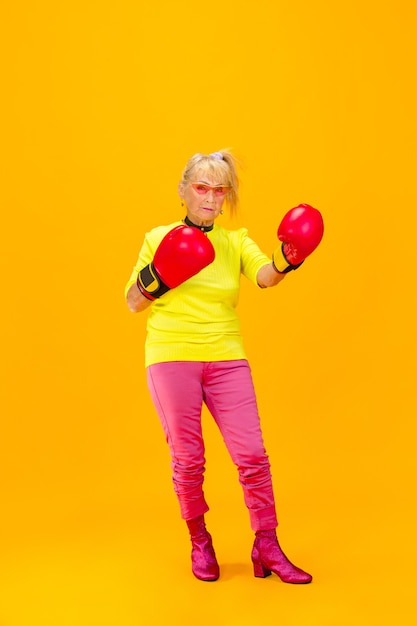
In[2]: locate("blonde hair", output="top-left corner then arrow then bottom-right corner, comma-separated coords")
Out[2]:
180,149 -> 240,217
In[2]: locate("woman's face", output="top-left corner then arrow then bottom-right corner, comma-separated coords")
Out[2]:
179,170 -> 230,226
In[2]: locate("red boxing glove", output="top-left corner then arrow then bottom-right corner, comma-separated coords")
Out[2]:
272,204 -> 324,273
137,225 -> 215,300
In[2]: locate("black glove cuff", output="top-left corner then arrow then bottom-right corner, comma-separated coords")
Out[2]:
137,263 -> 170,299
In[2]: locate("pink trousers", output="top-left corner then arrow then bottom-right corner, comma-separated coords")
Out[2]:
146,360 -> 278,531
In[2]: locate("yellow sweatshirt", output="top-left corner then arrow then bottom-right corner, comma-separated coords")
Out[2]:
125,221 -> 271,367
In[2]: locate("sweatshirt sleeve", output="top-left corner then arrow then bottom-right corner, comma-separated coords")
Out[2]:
239,228 -> 271,286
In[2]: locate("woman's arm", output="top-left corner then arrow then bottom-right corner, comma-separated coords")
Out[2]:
257,263 -> 286,289
126,283 -> 153,313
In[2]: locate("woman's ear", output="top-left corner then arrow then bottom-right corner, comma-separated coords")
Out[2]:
178,181 -> 185,198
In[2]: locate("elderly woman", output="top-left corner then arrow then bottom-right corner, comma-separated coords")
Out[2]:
125,150 -> 323,583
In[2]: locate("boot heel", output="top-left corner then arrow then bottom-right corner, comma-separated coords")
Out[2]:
252,559 -> 272,578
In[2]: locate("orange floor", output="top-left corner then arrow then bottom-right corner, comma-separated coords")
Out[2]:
1,481 -> 416,626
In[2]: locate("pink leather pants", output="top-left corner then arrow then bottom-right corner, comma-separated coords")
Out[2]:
146,360 -> 278,531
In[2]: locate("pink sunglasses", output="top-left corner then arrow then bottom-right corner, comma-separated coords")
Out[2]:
190,182 -> 231,197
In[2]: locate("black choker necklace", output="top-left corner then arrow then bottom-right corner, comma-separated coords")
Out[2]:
183,216 -> 214,233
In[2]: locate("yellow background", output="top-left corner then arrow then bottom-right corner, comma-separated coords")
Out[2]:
2,1 -> 417,624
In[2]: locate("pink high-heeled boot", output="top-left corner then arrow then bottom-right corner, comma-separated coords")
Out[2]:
251,529 -> 312,584
186,516 -> 220,581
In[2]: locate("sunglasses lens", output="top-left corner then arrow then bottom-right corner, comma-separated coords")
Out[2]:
193,184 -> 209,194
